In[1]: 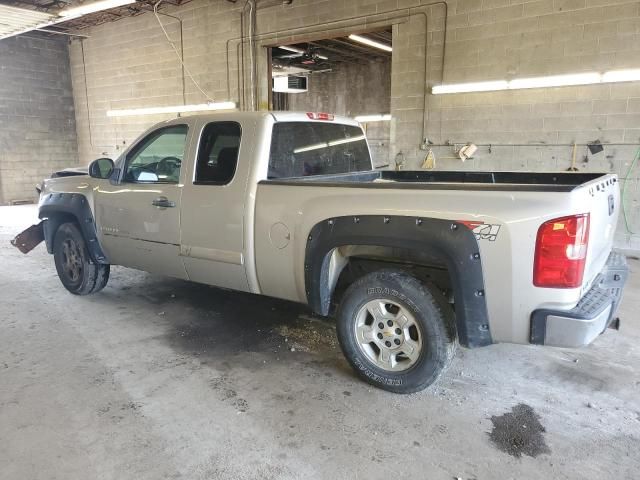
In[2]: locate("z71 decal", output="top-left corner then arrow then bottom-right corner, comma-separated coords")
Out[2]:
459,221 -> 501,242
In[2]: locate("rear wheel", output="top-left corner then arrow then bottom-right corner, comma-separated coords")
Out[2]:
336,269 -> 456,393
53,222 -> 110,295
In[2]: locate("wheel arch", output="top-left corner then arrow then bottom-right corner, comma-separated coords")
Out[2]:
304,215 -> 492,348
39,192 -> 109,264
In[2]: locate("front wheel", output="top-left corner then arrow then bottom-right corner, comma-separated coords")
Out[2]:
336,269 -> 456,394
53,222 -> 110,295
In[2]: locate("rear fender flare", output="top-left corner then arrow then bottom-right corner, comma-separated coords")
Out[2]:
304,215 -> 491,348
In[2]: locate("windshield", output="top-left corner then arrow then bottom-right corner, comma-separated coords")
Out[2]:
268,122 -> 372,179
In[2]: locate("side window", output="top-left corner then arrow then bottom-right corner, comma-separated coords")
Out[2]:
194,122 -> 241,185
124,125 -> 188,183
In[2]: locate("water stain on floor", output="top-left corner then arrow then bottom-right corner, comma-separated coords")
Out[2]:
128,277 -> 341,360
488,403 -> 551,458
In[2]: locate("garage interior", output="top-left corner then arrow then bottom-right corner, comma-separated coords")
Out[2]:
270,29 -> 392,165
1,0 -> 639,478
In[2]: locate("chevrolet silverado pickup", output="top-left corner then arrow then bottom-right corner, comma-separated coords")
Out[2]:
13,111 -> 629,393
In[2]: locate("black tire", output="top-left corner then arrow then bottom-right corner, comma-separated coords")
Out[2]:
336,269 -> 456,394
53,222 -> 110,295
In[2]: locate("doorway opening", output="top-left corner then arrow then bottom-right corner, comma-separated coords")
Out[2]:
268,28 -> 392,167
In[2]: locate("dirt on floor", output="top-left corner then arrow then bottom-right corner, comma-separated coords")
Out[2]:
1,205 -> 639,480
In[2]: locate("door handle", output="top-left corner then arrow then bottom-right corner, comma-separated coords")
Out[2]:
152,196 -> 176,208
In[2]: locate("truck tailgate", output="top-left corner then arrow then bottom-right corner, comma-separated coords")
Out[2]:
576,175 -> 620,291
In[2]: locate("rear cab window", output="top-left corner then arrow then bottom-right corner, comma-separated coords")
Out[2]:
268,122 -> 372,179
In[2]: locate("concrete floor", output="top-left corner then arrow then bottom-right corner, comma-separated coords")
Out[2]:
1,205 -> 639,480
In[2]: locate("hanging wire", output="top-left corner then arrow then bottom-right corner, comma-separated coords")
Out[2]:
153,0 -> 213,103
622,147 -> 640,235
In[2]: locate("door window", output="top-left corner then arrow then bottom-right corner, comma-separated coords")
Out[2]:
124,125 -> 188,183
194,122 -> 241,185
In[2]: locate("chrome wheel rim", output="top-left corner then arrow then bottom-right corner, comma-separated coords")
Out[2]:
353,299 -> 423,372
61,238 -> 83,283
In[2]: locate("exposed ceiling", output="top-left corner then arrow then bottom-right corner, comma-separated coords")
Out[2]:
272,28 -> 392,75
0,0 -> 191,36
0,3 -> 56,38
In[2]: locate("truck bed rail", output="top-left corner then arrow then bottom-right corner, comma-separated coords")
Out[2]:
262,170 -> 612,192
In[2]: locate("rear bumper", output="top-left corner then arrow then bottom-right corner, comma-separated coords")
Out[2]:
530,252 -> 628,347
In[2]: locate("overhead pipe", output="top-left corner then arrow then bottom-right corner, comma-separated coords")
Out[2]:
80,39 -> 94,147
240,0 -> 257,111
36,28 -> 90,38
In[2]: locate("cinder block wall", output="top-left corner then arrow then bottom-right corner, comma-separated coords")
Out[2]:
67,0 -> 640,248
0,33 -> 78,205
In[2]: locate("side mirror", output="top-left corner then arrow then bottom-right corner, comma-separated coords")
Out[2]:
88,158 -> 115,179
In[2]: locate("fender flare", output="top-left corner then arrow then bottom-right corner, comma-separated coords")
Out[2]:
39,192 -> 109,264
304,215 -> 492,348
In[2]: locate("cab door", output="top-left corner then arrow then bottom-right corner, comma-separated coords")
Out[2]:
179,119 -> 250,291
95,124 -> 190,278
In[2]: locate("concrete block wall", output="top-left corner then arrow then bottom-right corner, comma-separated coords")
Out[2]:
67,0 -> 640,248
0,33 -> 78,205
400,0 -> 640,248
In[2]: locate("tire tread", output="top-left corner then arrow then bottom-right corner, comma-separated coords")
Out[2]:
53,222 -> 110,295
336,268 -> 457,394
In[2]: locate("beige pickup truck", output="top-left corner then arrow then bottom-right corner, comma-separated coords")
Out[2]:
15,111 -> 628,393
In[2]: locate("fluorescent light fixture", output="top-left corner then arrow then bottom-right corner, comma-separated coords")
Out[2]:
0,5 -> 56,39
602,69 -> 640,83
279,45 -> 304,54
106,102 -> 237,117
354,114 -> 392,122
278,45 -> 328,60
348,34 -> 392,52
509,72 -> 601,90
59,0 -> 136,18
0,0 -> 135,39
433,68 -> 640,94
432,80 -> 509,94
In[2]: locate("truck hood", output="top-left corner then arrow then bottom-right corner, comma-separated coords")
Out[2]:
51,166 -> 88,178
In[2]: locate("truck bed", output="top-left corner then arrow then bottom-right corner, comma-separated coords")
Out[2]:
263,170 -> 611,192
254,168 -> 619,345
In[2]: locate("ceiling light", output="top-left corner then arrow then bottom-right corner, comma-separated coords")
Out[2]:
354,114 -> 392,122
278,45 -> 328,60
0,0 -> 136,39
602,69 -> 640,83
348,34 -> 392,52
59,0 -> 136,18
279,45 -> 304,54
106,101 -> 236,117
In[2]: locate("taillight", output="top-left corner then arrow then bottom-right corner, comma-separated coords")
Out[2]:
533,214 -> 590,288
306,112 -> 334,121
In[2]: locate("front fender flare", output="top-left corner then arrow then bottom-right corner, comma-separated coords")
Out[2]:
39,192 -> 109,264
